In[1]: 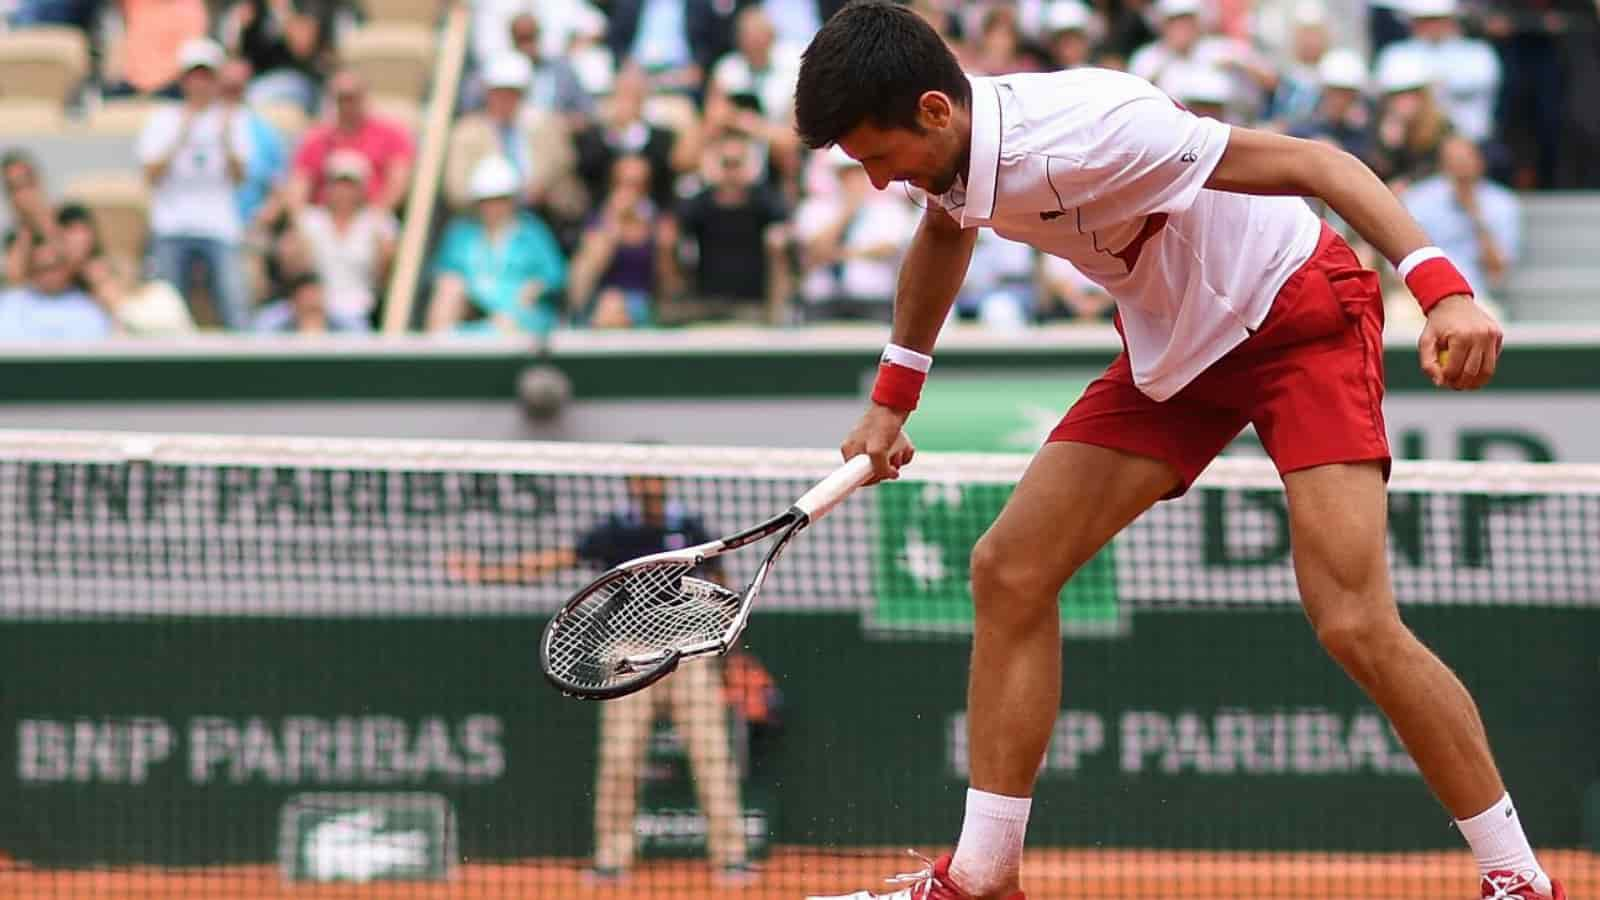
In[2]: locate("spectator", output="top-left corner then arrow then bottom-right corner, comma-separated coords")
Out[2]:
1371,51 -> 1453,190
290,150 -> 395,329
280,69 -> 415,218
219,57 -> 288,227
669,133 -> 793,325
101,0 -> 209,97
1040,1 -> 1096,70
1288,49 -> 1376,164
509,12 -> 595,126
967,5 -> 1039,75
565,154 -> 673,329
7,0 -> 100,30
1262,1 -> 1332,127
473,0 -> 605,72
1479,0 -> 1580,188
0,239 -> 114,340
444,52 -> 587,245
3,150 -> 57,285
793,147 -> 918,323
1100,0 -> 1160,62
252,270 -> 364,333
703,6 -> 804,181
1128,0 -> 1268,117
1374,0 -> 1501,144
954,230 -> 1037,330
136,38 -> 253,330
427,156 -> 567,335
220,0 -> 340,114
605,0 -> 740,93
1037,253 -> 1115,322
573,64 -> 689,212
1403,134 -> 1520,305
1174,65 -> 1236,122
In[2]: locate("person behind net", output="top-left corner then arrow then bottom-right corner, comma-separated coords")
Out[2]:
792,4 -> 1563,900
446,474 -> 753,883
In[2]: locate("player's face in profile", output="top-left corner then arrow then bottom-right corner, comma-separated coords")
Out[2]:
835,91 -> 967,196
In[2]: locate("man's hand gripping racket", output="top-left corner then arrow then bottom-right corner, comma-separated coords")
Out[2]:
541,454 -> 877,700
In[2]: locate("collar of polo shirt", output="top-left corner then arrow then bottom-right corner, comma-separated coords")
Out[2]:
956,76 -> 1004,226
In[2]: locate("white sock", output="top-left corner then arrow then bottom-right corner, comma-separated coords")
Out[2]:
1456,793 -> 1552,895
948,788 -> 1031,896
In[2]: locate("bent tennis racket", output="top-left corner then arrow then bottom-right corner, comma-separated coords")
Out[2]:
540,454 -> 875,700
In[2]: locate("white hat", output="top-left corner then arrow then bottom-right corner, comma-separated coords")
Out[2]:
177,37 -> 225,72
1043,0 -> 1091,32
1376,51 -> 1432,93
1177,67 -> 1233,106
483,52 -> 533,91
1404,0 -> 1457,18
469,156 -> 521,200
1156,0 -> 1202,19
1318,49 -> 1368,91
1291,0 -> 1328,27
324,149 -> 372,184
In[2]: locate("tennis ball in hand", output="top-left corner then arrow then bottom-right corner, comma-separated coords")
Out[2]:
1437,349 -> 1450,368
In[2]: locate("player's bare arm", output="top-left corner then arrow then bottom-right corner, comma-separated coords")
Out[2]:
1206,127 -> 1503,392
840,204 -> 977,483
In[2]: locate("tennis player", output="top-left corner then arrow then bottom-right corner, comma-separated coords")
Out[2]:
795,4 -> 1563,900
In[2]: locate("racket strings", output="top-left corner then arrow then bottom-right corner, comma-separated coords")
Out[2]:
547,562 -> 743,691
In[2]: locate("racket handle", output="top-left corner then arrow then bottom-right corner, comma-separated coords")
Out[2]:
794,455 -> 876,522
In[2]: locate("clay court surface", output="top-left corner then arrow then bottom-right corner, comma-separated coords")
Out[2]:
3,847 -> 1595,899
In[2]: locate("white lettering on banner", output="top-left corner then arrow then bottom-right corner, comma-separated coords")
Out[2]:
17,716 -> 503,786
948,709 -> 1420,778
18,718 -> 173,784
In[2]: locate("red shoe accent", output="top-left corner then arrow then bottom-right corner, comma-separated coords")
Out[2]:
929,854 -> 1027,900
1481,869 -> 1565,900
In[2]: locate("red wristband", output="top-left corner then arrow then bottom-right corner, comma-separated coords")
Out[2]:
871,361 -> 926,412
1404,257 -> 1474,316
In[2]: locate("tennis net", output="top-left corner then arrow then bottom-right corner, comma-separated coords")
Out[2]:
1,429 -> 1596,900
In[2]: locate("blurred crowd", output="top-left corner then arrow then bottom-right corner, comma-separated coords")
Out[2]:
1,0 -> 1598,339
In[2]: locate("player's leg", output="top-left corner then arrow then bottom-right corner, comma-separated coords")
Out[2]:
592,686 -> 656,874
665,657 -> 748,871
951,440 -> 1181,898
1283,462 -> 1559,897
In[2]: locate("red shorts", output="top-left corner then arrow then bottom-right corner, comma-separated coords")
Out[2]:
1049,225 -> 1390,497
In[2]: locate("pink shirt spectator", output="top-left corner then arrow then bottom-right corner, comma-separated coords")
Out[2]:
292,118 -> 415,206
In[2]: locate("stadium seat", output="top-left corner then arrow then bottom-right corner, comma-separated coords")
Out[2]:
361,0 -> 440,27
84,98 -> 163,137
60,171 -> 150,268
0,100 -> 68,135
340,24 -> 433,105
0,26 -> 89,107
1502,193 -> 1600,321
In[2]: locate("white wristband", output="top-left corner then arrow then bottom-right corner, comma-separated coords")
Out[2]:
881,343 -> 933,373
1396,246 -> 1446,280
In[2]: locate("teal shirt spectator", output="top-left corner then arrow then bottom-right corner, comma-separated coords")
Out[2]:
431,211 -> 567,333
237,110 -> 286,224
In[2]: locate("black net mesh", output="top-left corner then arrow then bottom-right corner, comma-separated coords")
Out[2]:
1,431 -> 1596,899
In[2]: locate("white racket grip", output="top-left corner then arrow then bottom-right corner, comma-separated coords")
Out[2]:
793,455 -> 876,522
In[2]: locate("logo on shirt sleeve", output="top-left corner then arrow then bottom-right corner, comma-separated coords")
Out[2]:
1038,210 -> 1066,222
1179,147 -> 1201,163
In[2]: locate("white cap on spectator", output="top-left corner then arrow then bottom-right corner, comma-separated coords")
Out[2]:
483,52 -> 533,92
1291,0 -> 1328,26
1318,49 -> 1368,91
324,149 -> 371,184
1156,0 -> 1203,19
1404,0 -> 1458,18
1177,67 -> 1233,106
1043,0 -> 1092,33
178,38 -> 225,73
469,156 -> 521,201
1376,52 -> 1432,93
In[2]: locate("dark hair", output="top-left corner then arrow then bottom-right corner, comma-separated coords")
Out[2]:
1,148 -> 37,173
794,0 -> 970,149
282,271 -> 322,297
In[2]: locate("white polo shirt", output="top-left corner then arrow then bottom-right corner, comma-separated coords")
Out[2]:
935,69 -> 1323,401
